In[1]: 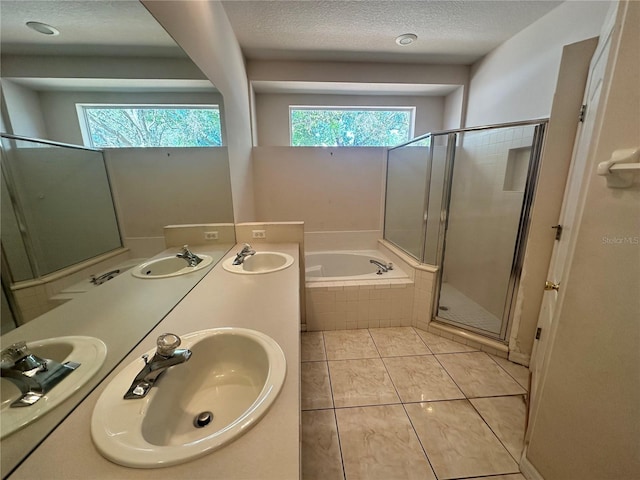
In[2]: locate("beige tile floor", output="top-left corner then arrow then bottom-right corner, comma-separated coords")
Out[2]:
301,327 -> 529,480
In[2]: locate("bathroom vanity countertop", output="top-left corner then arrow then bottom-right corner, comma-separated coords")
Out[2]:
1,244 -> 232,479
10,243 -> 301,480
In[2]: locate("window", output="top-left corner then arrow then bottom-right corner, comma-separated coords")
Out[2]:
290,107 -> 414,147
77,105 -> 222,148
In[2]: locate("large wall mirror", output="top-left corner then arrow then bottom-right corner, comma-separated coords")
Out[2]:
0,1 -> 235,476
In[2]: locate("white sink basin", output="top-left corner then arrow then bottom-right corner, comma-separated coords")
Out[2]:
1,336 -> 107,439
132,254 -> 214,279
222,251 -> 294,274
91,328 -> 287,468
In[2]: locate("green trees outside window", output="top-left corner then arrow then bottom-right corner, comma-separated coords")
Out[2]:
290,108 -> 413,147
81,106 -> 222,148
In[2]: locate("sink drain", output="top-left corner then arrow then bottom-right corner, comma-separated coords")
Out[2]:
194,411 -> 214,428
439,306 -> 449,311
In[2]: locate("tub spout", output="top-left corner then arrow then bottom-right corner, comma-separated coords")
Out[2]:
370,259 -> 393,274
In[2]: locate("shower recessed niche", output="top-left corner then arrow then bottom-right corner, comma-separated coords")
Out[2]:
503,146 -> 531,192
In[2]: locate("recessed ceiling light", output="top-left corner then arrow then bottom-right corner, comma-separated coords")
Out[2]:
26,21 -> 60,36
395,33 -> 417,46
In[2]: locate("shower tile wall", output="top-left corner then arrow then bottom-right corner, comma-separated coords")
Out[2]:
442,126 -> 535,323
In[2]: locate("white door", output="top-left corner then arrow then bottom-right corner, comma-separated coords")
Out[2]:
527,7 -> 617,419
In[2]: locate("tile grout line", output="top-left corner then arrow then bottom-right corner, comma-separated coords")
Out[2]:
430,349 -> 525,471
376,330 -> 441,480
320,331 -> 347,480
466,398 -> 525,469
306,328 -> 526,479
486,354 -> 530,392
430,350 -> 471,399
422,334 -> 525,476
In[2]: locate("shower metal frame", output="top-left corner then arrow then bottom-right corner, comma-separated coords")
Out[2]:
385,119 -> 549,342
0,133 -> 123,282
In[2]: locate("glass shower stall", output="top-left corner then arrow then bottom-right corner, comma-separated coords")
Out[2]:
385,121 -> 547,341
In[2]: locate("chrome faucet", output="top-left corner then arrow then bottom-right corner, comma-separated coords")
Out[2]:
124,333 -> 192,400
90,269 -> 120,285
1,341 -> 80,407
232,243 -> 256,265
176,245 -> 203,267
370,259 -> 394,275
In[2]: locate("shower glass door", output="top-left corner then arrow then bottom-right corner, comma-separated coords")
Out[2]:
437,124 -> 542,339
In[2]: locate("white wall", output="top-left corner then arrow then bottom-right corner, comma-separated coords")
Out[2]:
465,1 -> 610,126
526,2 -> 640,477
255,93 -> 444,146
38,90 -> 223,146
443,86 -> 465,130
0,79 -> 47,138
252,147 -> 385,232
248,60 -> 469,87
510,37 -> 599,363
106,147 -> 233,257
1,54 -> 207,82
143,0 -> 256,223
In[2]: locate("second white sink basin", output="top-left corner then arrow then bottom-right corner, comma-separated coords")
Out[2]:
1,336 -> 107,439
91,328 -> 286,468
132,254 -> 214,279
222,252 -> 294,274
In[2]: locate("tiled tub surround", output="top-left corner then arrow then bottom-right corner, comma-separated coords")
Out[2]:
10,248 -> 132,322
306,280 -> 414,331
301,327 -> 529,480
305,249 -> 414,331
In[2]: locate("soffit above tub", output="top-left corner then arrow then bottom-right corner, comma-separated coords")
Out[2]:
221,0 -> 563,65
5,77 -> 218,93
252,81 -> 459,96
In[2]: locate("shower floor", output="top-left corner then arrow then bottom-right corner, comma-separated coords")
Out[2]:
438,283 -> 502,335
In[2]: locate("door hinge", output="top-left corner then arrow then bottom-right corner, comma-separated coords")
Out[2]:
551,224 -> 563,240
579,104 -> 587,122
536,327 -> 542,340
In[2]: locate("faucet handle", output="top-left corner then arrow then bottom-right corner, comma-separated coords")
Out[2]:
156,333 -> 181,357
1,342 -> 29,367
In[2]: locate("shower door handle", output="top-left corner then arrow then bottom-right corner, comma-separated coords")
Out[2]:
544,281 -> 560,291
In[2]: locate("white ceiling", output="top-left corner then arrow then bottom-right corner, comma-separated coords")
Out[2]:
1,1 -> 564,63
0,0 -> 183,57
221,0 -> 563,65
0,1 -> 563,96
0,1 -> 216,92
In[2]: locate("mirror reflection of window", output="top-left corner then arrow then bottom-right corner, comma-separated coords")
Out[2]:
78,105 -> 223,148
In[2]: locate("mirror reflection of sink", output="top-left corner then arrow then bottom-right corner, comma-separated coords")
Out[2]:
131,255 -> 214,279
222,251 -> 294,274
91,328 -> 286,468
1,336 -> 107,439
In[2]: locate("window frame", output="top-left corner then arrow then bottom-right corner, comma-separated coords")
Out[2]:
76,103 -> 222,148
288,105 -> 416,147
